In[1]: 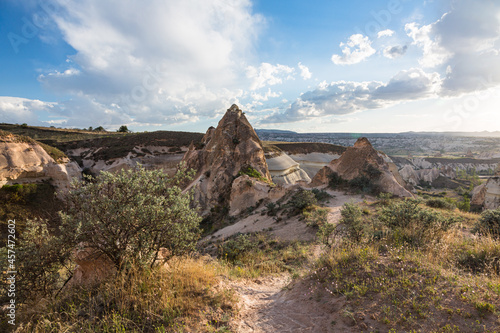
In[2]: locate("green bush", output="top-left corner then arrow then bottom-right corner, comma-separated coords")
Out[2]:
379,199 -> 458,247
238,165 -> 266,182
339,203 -> 365,243
473,208 -> 500,238
311,188 -> 332,202
349,176 -> 380,194
217,233 -> 256,262
378,192 -> 393,205
328,172 -> 345,189
303,206 -> 328,228
265,202 -> 278,216
457,196 -> 471,212
59,164 -> 201,269
1,219 -> 69,303
289,189 -> 317,211
425,198 -> 455,211
455,238 -> 500,275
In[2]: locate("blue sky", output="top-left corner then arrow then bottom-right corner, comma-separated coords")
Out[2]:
0,0 -> 499,133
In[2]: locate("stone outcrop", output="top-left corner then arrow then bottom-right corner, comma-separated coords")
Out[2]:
229,175 -> 286,216
392,156 -> 499,188
68,246 -> 115,287
0,133 -> 81,192
472,176 -> 500,210
182,104 -> 272,214
265,152 -> 311,185
311,137 -> 413,197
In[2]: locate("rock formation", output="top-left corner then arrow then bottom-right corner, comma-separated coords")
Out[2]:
472,167 -> 500,210
265,151 -> 311,185
0,133 -> 81,192
67,246 -> 115,288
181,104 -> 272,214
311,137 -> 413,197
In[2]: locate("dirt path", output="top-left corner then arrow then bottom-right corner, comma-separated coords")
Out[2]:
229,274 -> 358,333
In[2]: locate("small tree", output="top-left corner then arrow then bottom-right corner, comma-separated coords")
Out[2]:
59,164 -> 201,269
117,125 -> 130,133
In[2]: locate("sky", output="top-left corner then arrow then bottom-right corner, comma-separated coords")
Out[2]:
0,0 -> 499,133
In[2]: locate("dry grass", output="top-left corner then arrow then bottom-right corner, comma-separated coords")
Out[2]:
16,257 -> 236,333
309,199 -> 500,332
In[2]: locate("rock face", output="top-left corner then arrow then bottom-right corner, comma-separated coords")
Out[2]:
311,137 -> 413,197
392,156 -> 499,188
0,134 -> 81,192
229,175 -> 286,216
265,152 -> 311,185
472,176 -> 500,210
182,104 -> 272,214
68,246 -> 115,287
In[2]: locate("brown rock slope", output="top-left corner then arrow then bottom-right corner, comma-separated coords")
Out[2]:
311,137 -> 413,197
182,104 -> 272,214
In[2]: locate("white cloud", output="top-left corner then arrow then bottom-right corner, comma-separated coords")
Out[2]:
405,1 -> 500,95
331,34 -> 376,65
383,45 -> 408,59
0,97 -> 60,125
251,88 -> 281,102
36,0 -> 264,126
246,63 -> 295,90
377,29 -> 394,38
266,68 -> 441,123
405,21 -> 452,68
298,62 -> 312,80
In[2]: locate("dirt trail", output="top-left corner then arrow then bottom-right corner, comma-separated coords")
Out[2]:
218,188 -> 375,332
230,274 -> 357,333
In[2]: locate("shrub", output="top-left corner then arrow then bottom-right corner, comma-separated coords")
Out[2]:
117,125 -> 130,133
455,237 -> 500,275
303,206 -> 329,228
1,219 -> 69,303
378,192 -> 393,206
339,203 -> 365,243
311,188 -> 332,202
365,164 -> 382,179
349,176 -> 379,194
425,198 -> 455,211
265,202 -> 278,216
379,199 -> 458,247
328,172 -> 345,189
289,189 -> 317,211
59,164 -> 201,269
473,208 -> 500,238
457,196 -> 471,212
238,165 -> 266,182
217,233 -> 256,262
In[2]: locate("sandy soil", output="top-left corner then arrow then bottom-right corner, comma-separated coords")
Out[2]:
215,187 -> 375,332
229,274 -> 362,333
205,188 -> 370,244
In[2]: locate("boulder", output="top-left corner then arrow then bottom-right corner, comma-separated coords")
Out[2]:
68,246 -> 115,287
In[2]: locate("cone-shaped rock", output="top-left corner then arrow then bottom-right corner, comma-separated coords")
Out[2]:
311,137 -> 413,197
182,104 -> 271,213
